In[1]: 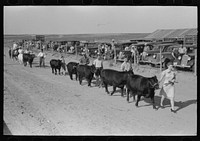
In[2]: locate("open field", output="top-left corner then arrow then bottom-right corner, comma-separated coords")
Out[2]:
3,36 -> 197,135
4,33 -> 149,42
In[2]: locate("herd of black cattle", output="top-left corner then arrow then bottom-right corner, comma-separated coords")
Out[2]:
8,48 -> 160,110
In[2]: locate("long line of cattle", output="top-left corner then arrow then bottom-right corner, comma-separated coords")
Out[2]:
51,59 -> 160,110
8,48 -> 160,110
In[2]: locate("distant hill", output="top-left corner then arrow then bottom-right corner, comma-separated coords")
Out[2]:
4,33 -> 150,42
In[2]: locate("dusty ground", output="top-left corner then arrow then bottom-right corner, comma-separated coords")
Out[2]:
3,41 -> 197,135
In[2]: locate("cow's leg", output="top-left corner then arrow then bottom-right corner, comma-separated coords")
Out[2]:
52,68 -> 54,74
130,91 -> 136,101
150,95 -> 156,110
88,78 -> 92,87
151,96 -> 156,110
75,73 -> 78,81
127,89 -> 130,102
69,73 -> 73,80
29,61 -> 32,68
111,86 -> 116,96
58,68 -> 61,75
79,76 -> 82,85
98,78 -> 102,88
120,87 -> 124,97
104,82 -> 109,94
55,69 -> 57,75
24,62 -> 27,67
135,95 -> 141,107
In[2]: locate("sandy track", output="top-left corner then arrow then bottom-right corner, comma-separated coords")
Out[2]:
3,47 -> 197,135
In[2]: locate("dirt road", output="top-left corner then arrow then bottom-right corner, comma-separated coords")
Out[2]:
3,47 -> 197,135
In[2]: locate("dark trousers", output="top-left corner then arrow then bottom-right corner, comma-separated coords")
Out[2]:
39,57 -> 45,67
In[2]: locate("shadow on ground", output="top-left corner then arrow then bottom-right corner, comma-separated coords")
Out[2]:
141,96 -> 197,112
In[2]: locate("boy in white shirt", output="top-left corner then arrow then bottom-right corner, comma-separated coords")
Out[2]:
37,49 -> 46,67
93,54 -> 103,87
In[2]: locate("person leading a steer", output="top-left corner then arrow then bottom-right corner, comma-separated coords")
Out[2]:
121,57 -> 132,72
37,49 -> 46,67
121,57 -> 132,96
158,61 -> 177,113
79,52 -> 90,65
60,55 -> 67,75
93,53 -> 103,87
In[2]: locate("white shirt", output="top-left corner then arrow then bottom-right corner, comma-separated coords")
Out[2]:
37,52 -> 46,58
178,47 -> 187,54
93,59 -> 103,68
18,49 -> 23,54
13,43 -> 18,50
121,62 -> 131,71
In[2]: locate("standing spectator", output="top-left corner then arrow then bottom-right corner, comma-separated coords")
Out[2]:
125,46 -> 129,51
142,44 -> 150,60
79,52 -> 90,65
178,45 -> 187,56
171,48 -> 179,60
93,54 -> 103,87
121,57 -> 132,72
158,62 -> 177,113
111,39 -> 116,63
13,41 -> 18,50
37,49 -> 46,67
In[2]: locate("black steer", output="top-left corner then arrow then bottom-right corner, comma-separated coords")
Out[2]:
66,62 -> 79,80
23,53 -> 35,68
126,75 -> 159,109
50,59 -> 62,75
8,49 -> 12,59
11,49 -> 19,61
77,64 -> 96,86
100,69 -> 134,96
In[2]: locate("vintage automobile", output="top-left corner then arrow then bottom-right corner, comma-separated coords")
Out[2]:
116,41 -> 152,63
143,42 -> 180,68
173,45 -> 197,71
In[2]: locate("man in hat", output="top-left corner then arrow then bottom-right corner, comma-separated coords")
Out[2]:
93,53 -> 103,87
79,52 -> 90,65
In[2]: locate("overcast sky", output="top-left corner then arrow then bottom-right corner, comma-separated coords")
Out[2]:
4,6 -> 197,34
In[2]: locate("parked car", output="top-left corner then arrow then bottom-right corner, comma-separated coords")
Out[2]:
143,43 -> 180,68
173,45 -> 197,71
116,42 -> 153,63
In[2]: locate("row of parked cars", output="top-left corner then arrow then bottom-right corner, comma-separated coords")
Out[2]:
114,40 -> 196,72
141,43 -> 196,71
51,40 -> 196,72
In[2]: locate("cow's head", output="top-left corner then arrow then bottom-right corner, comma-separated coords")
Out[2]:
72,63 -> 79,71
127,69 -> 134,77
149,76 -> 159,89
90,64 -> 96,73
